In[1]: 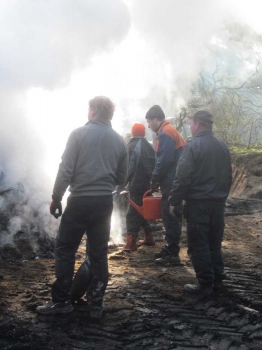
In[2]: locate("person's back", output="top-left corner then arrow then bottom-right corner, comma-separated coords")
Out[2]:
127,137 -> 155,194
53,119 -> 127,198
122,122 -> 156,251
181,130 -> 231,202
169,110 -> 232,296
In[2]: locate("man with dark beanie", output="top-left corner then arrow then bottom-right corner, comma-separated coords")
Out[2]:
123,122 -> 156,251
145,105 -> 185,265
36,96 -> 128,318
169,111 -> 232,294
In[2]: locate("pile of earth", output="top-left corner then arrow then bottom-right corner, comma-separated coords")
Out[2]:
231,152 -> 262,198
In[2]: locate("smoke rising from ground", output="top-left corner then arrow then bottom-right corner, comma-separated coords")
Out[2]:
0,0 -> 130,247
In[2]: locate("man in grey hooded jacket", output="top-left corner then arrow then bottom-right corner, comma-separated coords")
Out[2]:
36,96 -> 128,318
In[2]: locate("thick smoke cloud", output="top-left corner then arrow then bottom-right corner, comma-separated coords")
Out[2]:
0,0 -> 130,247
0,0 -> 130,89
128,0 -> 262,107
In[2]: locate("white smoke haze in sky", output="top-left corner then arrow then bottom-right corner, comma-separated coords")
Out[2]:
128,0 -> 262,113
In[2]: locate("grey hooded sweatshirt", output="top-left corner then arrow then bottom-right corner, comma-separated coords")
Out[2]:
53,119 -> 128,199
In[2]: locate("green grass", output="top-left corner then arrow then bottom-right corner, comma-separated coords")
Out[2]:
230,146 -> 262,155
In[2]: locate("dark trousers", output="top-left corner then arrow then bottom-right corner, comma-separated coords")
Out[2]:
51,196 -> 113,306
126,192 -> 151,236
161,194 -> 182,255
185,201 -> 225,286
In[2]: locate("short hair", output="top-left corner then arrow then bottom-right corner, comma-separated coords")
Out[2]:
89,96 -> 115,120
145,105 -> 165,121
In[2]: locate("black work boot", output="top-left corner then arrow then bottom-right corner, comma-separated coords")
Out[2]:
90,305 -> 103,319
154,247 -> 166,259
88,279 -> 104,320
213,281 -> 224,291
155,249 -> 181,266
36,299 -> 73,315
184,284 -> 213,295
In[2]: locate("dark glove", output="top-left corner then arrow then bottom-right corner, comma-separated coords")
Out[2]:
169,204 -> 182,219
150,179 -> 159,193
50,195 -> 62,219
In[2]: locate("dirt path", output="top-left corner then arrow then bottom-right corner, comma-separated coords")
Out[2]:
0,214 -> 262,350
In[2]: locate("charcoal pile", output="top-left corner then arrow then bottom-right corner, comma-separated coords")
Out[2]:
0,172 -> 57,260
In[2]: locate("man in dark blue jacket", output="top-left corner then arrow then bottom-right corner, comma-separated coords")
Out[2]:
146,105 -> 185,265
123,123 -> 156,251
169,111 -> 232,295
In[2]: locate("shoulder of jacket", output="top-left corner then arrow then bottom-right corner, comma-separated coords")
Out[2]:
185,138 -> 198,151
161,123 -> 179,138
127,139 -> 137,150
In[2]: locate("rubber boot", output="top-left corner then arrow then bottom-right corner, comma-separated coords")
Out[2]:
137,230 -> 155,246
123,235 -> 137,251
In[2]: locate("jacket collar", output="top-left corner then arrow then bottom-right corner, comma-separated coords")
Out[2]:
156,120 -> 169,133
194,130 -> 213,138
85,119 -> 112,127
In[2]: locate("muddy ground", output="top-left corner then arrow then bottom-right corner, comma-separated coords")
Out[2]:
0,212 -> 262,350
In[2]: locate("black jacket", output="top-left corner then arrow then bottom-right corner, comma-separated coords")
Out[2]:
126,137 -> 155,194
169,130 -> 232,205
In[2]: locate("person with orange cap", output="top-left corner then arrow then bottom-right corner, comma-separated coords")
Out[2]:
123,122 -> 156,251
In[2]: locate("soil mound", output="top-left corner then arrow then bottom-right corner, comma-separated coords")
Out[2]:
231,152 -> 262,198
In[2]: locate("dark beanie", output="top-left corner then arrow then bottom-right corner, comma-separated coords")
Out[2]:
145,105 -> 165,121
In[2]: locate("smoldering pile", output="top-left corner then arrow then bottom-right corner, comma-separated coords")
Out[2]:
0,172 -> 57,261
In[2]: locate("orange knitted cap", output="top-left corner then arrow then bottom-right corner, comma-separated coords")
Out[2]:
131,123 -> 146,137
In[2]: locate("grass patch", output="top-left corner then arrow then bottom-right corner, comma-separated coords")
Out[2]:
230,146 -> 262,155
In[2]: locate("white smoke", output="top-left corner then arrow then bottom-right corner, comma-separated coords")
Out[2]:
0,0 -> 130,90
0,0 -> 130,248
125,0 -> 262,115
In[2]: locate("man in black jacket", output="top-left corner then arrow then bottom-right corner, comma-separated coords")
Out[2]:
123,123 -> 156,251
169,111 -> 232,295
36,96 -> 128,318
